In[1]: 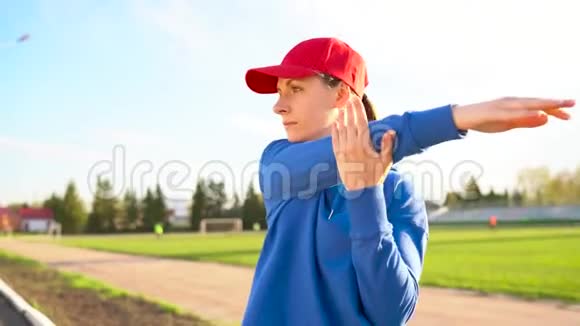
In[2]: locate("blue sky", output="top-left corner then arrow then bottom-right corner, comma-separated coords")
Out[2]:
2,0 -> 579,212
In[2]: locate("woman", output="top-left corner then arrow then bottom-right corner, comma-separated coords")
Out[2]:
242,37 -> 574,325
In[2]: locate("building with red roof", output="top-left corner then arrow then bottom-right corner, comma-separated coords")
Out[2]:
18,207 -> 55,233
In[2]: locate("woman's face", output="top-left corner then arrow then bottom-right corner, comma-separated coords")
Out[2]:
274,76 -> 346,142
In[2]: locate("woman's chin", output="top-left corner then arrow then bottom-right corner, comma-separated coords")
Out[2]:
287,130 -> 326,143
287,132 -> 304,143
287,134 -> 300,142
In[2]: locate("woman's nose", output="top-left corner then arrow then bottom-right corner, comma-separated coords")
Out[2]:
273,98 -> 290,115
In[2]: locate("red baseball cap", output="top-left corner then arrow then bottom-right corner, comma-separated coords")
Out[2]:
245,37 -> 368,97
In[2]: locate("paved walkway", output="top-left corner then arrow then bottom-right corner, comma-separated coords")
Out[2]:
1,238 -> 579,325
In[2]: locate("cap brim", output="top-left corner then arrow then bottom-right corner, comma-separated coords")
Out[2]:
245,65 -> 317,94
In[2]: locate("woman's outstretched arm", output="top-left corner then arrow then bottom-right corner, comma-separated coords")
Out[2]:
259,96 -> 574,204
259,103 -> 464,203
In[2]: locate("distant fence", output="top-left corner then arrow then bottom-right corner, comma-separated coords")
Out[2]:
429,205 -> 580,223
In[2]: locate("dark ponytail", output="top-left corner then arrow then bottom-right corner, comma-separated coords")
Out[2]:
319,73 -> 377,121
361,94 -> 377,121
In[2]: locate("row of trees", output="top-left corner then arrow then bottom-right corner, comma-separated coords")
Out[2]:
516,166 -> 580,206
41,178 -> 170,234
442,165 -> 580,209
443,176 -> 524,209
30,176 -> 266,234
9,164 -> 579,232
189,179 -> 266,231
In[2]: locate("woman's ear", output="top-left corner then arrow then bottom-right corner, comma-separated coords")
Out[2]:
335,83 -> 351,108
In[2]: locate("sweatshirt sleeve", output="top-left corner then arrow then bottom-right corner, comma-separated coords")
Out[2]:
259,104 -> 466,202
345,174 -> 428,326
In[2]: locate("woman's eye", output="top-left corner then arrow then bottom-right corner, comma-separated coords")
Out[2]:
291,86 -> 303,93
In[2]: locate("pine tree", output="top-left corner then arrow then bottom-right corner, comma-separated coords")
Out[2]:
242,183 -> 266,230
225,193 -> 242,218
86,210 -> 101,233
190,179 -> 207,231
142,189 -> 155,231
43,193 -> 65,225
102,179 -> 120,232
87,177 -> 120,233
503,189 -> 509,206
87,177 -> 104,233
61,181 -> 88,234
122,190 -> 140,230
463,176 -> 482,202
154,184 -> 167,225
206,180 -> 227,218
510,189 -> 524,207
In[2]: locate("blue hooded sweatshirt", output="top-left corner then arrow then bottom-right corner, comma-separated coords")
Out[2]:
242,104 -> 466,326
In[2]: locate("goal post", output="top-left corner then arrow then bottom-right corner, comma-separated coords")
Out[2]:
199,218 -> 243,233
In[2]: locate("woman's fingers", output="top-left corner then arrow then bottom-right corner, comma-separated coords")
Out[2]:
344,100 -> 354,150
334,97 -> 394,191
352,96 -> 368,144
505,110 -> 549,129
352,94 -> 367,132
338,108 -> 346,155
331,121 -> 340,155
562,99 -> 576,107
475,97 -> 575,132
336,97 -> 379,157
501,98 -> 571,125
348,95 -> 359,131
345,98 -> 364,152
505,97 -> 576,111
544,108 -> 571,120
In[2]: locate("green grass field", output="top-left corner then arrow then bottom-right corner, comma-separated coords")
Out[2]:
57,231 -> 265,267
46,224 -> 580,303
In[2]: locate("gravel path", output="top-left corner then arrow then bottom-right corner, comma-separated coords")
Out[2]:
1,238 -> 579,325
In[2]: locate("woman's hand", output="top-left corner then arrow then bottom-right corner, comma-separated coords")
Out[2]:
332,95 -> 396,191
452,97 -> 575,133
